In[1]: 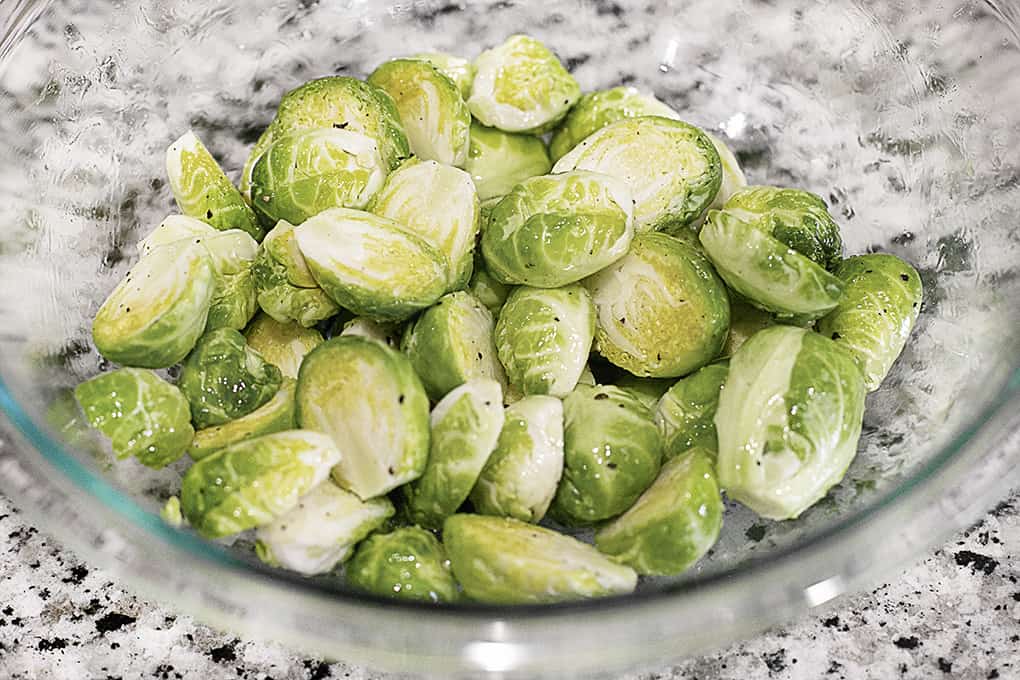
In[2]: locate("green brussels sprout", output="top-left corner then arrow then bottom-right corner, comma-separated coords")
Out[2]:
817,254 -> 923,392
481,171 -> 634,288
346,526 -> 459,603
339,317 -> 402,348
240,125 -> 274,199
295,208 -> 449,322
178,328 -> 283,429
74,368 -> 193,468
252,220 -> 341,328
250,128 -> 388,228
468,34 -> 581,134
404,379 -> 505,529
367,158 -> 479,290
549,385 -> 662,525
465,249 -> 510,315
583,232 -> 730,378
549,86 -> 680,162
188,378 -> 296,460
180,430 -> 341,538
552,116 -> 722,233
465,122 -> 552,201
699,209 -> 846,321
165,130 -> 263,240
470,395 -> 564,523
92,241 -> 215,369
595,448 -> 723,576
722,298 -> 774,358
612,375 -> 673,411
402,291 -> 507,401
137,214 -> 218,256
443,514 -> 637,604
243,314 -> 324,379
705,133 -> 747,211
368,59 -> 471,167
161,496 -> 183,528
494,284 -> 595,398
577,363 -> 597,387
715,326 -> 866,520
296,337 -> 430,499
410,52 -> 475,99
655,362 -> 728,460
255,481 -> 394,575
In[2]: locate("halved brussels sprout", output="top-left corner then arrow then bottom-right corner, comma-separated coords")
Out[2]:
583,232 -> 730,378
715,326 -> 866,520
244,314 -> 323,379
75,368 -> 193,468
548,86 -> 679,162
466,249 -> 510,315
817,254 -> 923,391
444,514 -> 637,604
166,130 -> 263,240
346,526 -> 459,603
340,317 -> 402,348
404,379 -> 505,529
470,395 -> 564,523
706,133 -> 747,211
178,328 -> 283,429
466,122 -> 552,201
137,214 -> 218,256
255,481 -> 394,575
296,337 -> 430,499
368,59 -> 471,167
655,362 -> 728,460
188,378 -> 296,460
410,52 -> 475,99
252,220 -> 340,328
180,430 -> 341,538
250,128 -> 387,227
468,34 -> 581,134
552,116 -> 722,233
481,171 -> 634,288
494,284 -> 595,398
92,241 -> 215,369
367,158 -> 479,290
402,291 -> 507,401
295,208 -> 449,322
595,448 -> 723,576
612,375 -> 673,411
550,385 -> 662,525
699,209 -> 845,321
722,298 -> 774,358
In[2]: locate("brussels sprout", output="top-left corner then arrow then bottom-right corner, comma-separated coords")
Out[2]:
188,378 -> 296,460
295,208 -> 449,322
595,448 -> 723,576
367,158 -> 479,289
706,133 -> 747,211
817,254 -> 923,392
255,481 -> 394,575
368,59 -> 471,167
178,328 -> 283,429
699,209 -> 845,321
180,430 -> 341,538
402,291 -> 507,401
346,527 -> 459,603
244,314 -> 323,379
548,86 -> 680,162
470,395 -> 564,523
137,214 -> 218,256
340,317 -> 402,348
410,52 -> 475,99
468,34 -> 581,134
722,298 -> 774,358
92,241 -> 215,369
583,232 -> 730,378
165,130 -> 263,240
715,326 -> 866,520
252,220 -> 341,328
240,125 -> 274,199
481,171 -> 634,288
465,122 -> 552,201
296,337 -> 430,499
443,514 -> 637,604
404,379 -> 504,529
577,364 -> 597,387
550,385 -> 662,525
466,249 -> 510,315
494,285 -> 595,398
552,116 -> 722,233
250,128 -> 387,228
161,496 -> 183,528
613,375 -> 673,410
655,362 -> 728,460
271,76 -> 410,172
75,368 -> 193,468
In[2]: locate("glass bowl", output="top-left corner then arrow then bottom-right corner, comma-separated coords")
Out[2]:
0,0 -> 1018,676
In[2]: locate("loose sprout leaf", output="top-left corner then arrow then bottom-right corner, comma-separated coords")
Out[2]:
346,526 -> 459,603
241,125 -> 274,198
409,52 -> 476,99
339,317 -> 403,348
705,132 -> 748,211
612,375 -> 673,410
161,496 -> 184,528
654,362 -> 729,460
188,378 -> 297,460
252,220 -> 340,328
466,122 -> 552,201
244,314 -> 324,379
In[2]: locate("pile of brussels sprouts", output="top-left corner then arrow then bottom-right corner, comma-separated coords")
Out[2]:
74,34 -> 923,605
